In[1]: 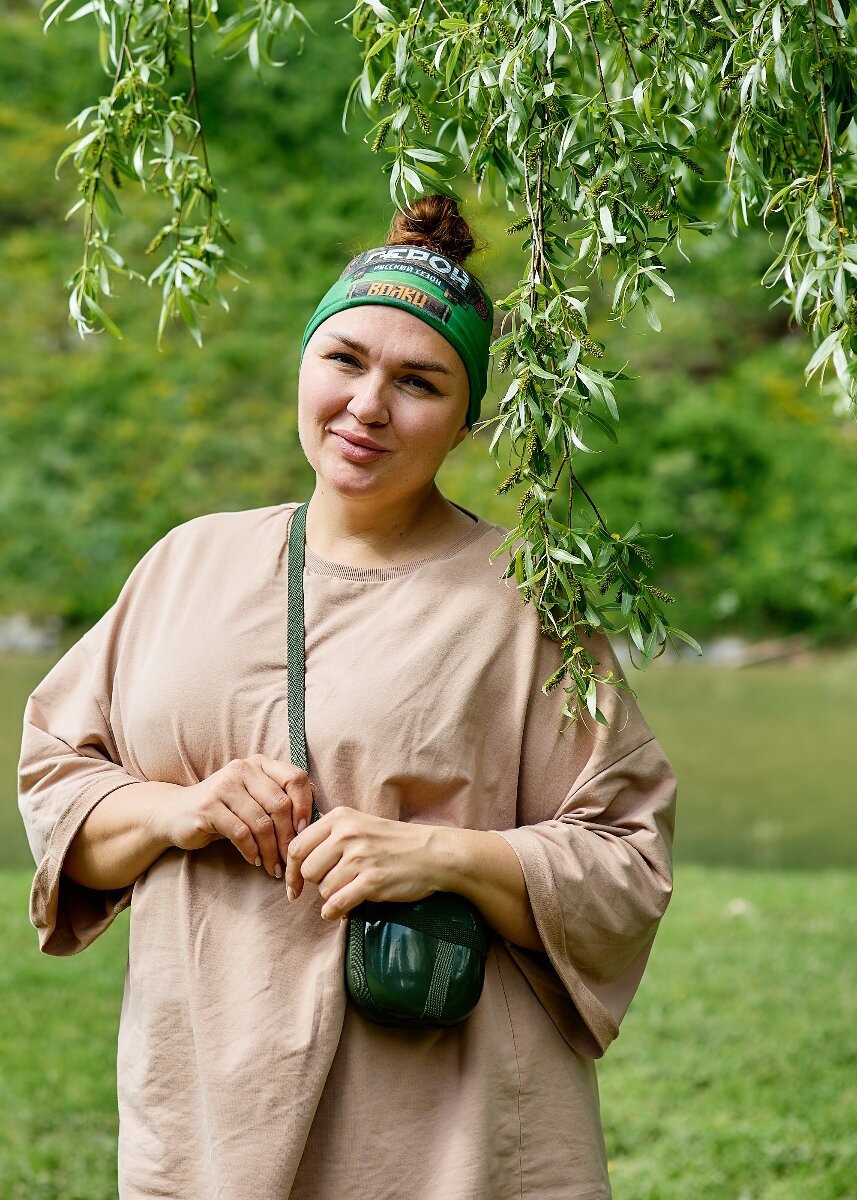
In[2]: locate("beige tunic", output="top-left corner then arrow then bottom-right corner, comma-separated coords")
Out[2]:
17,500 -> 677,1200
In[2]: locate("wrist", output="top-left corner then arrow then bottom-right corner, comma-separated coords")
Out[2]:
425,825 -> 476,899
142,781 -> 187,852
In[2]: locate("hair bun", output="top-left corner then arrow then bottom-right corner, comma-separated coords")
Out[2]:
386,194 -> 486,266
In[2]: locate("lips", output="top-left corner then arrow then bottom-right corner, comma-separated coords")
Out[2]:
329,429 -> 389,452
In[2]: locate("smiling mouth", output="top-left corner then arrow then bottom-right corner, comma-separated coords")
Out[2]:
329,432 -> 391,461
329,430 -> 389,452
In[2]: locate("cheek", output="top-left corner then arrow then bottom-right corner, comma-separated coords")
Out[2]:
397,408 -> 461,461
296,376 -> 331,467
298,365 -> 342,427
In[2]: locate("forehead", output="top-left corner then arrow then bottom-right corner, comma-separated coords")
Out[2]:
311,306 -> 464,371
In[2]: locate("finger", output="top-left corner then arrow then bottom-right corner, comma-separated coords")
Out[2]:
319,875 -> 371,922
229,794 -> 284,878
240,762 -> 299,867
298,839 -> 346,891
293,782 -> 319,836
315,859 -> 360,915
286,813 -> 333,899
253,755 -> 316,831
221,763 -> 284,877
208,801 -> 262,870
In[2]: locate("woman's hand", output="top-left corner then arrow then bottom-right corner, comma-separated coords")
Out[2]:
160,754 -> 316,879
286,808 -> 544,949
285,807 -> 441,919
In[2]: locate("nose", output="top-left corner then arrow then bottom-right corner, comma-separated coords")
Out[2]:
345,368 -> 390,425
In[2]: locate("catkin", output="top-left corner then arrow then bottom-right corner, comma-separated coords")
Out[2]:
645,583 -> 676,604
599,563 -> 618,595
371,117 -> 393,152
631,154 -> 660,188
497,22 -> 516,51
701,35 -> 726,57
580,334 -> 604,358
543,662 -> 568,692
411,51 -> 439,79
145,226 -> 172,255
376,68 -> 395,104
497,467 -> 523,495
674,148 -> 704,177
630,543 -> 655,568
413,102 -> 432,135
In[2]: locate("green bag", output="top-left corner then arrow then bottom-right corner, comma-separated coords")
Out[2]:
287,501 -> 489,1028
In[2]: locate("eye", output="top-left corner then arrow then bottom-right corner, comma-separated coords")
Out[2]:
325,353 -> 437,394
401,375 -> 436,393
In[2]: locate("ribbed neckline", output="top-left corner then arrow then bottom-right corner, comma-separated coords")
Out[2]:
286,502 -> 495,581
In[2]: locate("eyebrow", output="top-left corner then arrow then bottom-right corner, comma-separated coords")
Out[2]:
320,330 -> 454,376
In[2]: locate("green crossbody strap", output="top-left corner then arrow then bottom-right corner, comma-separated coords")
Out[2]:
286,501 -> 321,825
287,499 -> 487,1027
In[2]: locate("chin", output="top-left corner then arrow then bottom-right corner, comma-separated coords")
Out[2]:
318,463 -> 393,499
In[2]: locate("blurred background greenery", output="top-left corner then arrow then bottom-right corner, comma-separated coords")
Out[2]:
1,0 -> 855,638
1,1 -> 855,1197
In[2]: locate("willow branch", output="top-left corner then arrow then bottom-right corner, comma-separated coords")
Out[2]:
187,0 -> 213,200
583,3 -> 610,112
570,468 -> 611,534
602,0 -> 639,84
808,0 -> 846,245
550,451 -> 569,490
81,4 -> 135,275
173,0 -> 215,251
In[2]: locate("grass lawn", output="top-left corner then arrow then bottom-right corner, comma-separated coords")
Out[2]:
1,868 -> 854,1195
598,865 -> 856,1199
3,649 -> 855,1196
1,865 -> 855,1199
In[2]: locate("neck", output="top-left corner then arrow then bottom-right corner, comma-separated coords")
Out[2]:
304,483 -> 474,567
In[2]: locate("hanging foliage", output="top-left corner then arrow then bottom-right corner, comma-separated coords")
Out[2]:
38,0 -> 857,723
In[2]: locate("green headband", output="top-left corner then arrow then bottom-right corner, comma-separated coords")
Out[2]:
300,244 -> 494,429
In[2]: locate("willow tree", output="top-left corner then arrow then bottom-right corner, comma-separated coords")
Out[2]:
40,0 -> 857,723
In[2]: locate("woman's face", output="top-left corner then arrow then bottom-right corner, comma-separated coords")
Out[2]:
297,306 -> 471,506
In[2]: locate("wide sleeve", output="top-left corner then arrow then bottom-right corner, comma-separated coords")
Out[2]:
495,626 -> 676,1059
16,535 -> 172,957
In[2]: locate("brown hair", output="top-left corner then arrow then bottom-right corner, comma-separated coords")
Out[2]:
385,194 -> 489,268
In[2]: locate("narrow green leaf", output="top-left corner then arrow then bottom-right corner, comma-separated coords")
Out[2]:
668,626 -> 703,655
83,294 -> 123,339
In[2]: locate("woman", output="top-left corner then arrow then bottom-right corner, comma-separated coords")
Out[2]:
18,195 -> 676,1200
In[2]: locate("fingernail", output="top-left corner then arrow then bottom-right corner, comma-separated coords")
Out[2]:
297,818 -> 307,834
287,886 -> 295,902
274,863 -> 283,879
254,856 -> 262,868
